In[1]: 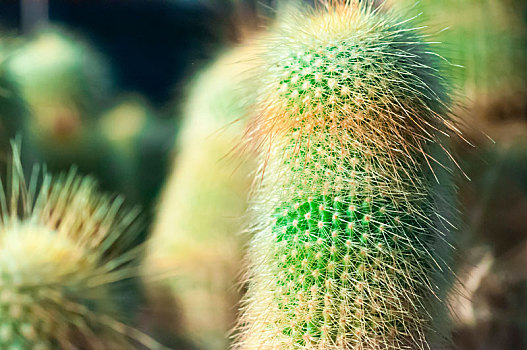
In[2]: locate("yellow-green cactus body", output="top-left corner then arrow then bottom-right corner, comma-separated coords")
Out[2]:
237,2 -> 459,349
0,144 -> 162,349
144,42 -> 259,349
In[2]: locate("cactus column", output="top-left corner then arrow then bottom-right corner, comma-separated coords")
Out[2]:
236,2 -> 459,349
144,42 -> 259,349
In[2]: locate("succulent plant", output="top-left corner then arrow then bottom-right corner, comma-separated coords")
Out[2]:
143,42 -> 260,349
395,0 -> 527,98
98,94 -> 175,209
8,26 -> 112,117
0,142 -> 163,349
236,2 -> 461,349
6,27 -> 114,176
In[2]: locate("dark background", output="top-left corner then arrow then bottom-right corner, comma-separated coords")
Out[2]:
0,0 -> 261,107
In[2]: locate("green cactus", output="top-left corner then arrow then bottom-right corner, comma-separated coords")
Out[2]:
98,94 -> 175,209
236,2 -> 459,349
0,143 -> 163,349
6,27 -> 114,177
143,42 -> 260,349
8,26 -> 112,117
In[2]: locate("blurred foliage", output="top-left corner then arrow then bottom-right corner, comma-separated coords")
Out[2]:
8,26 -> 112,114
3,26 -> 177,216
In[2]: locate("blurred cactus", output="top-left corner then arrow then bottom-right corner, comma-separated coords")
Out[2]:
394,0 -> 527,104
0,143 -> 162,349
8,26 -> 112,116
143,42 -> 259,349
6,27 -> 115,177
236,2 -> 460,349
99,94 -> 175,209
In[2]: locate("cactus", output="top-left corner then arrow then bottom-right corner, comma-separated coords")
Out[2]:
143,42 -> 260,349
236,2 -> 460,349
8,26 -> 112,118
394,0 -> 527,100
98,94 -> 175,209
6,27 -> 114,177
0,143 -> 163,349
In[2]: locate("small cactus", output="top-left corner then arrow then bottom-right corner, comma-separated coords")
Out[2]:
143,42 -> 260,349
8,26 -> 112,118
98,94 -> 175,209
0,143 -> 162,349
236,2 -> 460,349
6,27 -> 113,173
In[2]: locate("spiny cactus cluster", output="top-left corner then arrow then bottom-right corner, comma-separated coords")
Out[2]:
144,42 -> 259,349
0,144 -> 162,349
236,2 -> 460,349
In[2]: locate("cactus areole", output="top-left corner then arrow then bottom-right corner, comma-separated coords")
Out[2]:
237,2 -> 460,349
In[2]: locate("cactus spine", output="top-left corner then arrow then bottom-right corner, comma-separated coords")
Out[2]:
0,143 -> 162,349
236,2 -> 459,349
